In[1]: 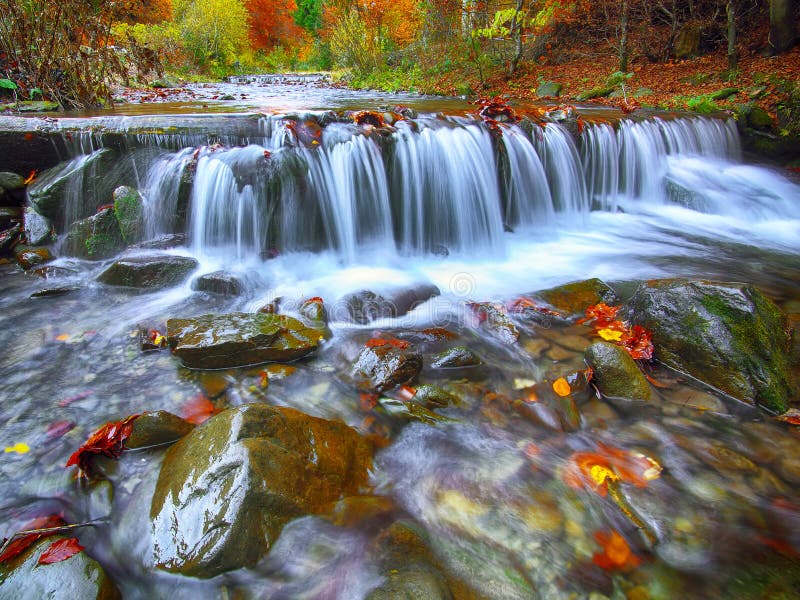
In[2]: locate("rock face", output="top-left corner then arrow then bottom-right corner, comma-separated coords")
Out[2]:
0,536 -> 120,600
166,312 -> 320,369
584,342 -> 652,401
626,279 -> 796,412
97,255 -> 198,288
150,404 -> 372,577
350,343 -> 423,392
66,208 -> 124,260
112,186 -> 144,244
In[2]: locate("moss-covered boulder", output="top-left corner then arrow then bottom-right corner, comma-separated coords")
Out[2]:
97,254 -> 198,288
584,342 -> 652,401
626,279 -> 796,412
166,312 -> 320,369
66,208 -> 124,260
533,278 -> 618,317
126,411 -> 195,449
150,403 -> 372,577
536,81 -> 562,98
0,171 -> 26,191
112,186 -> 144,244
350,342 -> 423,392
430,346 -> 480,369
0,536 -> 120,599
14,245 -> 54,270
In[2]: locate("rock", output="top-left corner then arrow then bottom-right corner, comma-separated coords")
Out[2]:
467,302 -> 519,344
0,224 -> 22,255
97,254 -> 198,288
23,206 -> 54,246
66,209 -> 124,260
342,285 -> 440,324
15,100 -> 60,112
709,88 -> 738,101
129,233 -> 187,250
14,245 -> 54,270
166,312 -> 320,369
585,342 -> 652,401
126,411 -> 195,449
191,271 -> 242,296
533,278 -> 618,316
626,279 -> 796,412
299,296 -> 327,324
30,286 -> 79,298
748,105 -> 774,130
112,186 -> 144,244
576,85 -> 615,101
430,346 -> 480,368
0,536 -> 120,599
350,342 -> 423,393
150,404 -> 372,577
151,76 -> 179,89
536,81 -> 562,98
0,207 -> 22,229
413,384 -> 460,408
0,171 -> 26,191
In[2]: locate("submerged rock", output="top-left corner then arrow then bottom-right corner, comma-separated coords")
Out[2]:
350,342 -> 423,392
66,208 -> 124,260
584,341 -> 652,401
533,278 -> 618,317
112,186 -> 144,244
626,279 -> 796,412
430,346 -> 481,369
467,302 -> 519,344
97,255 -> 198,288
166,312 -> 320,369
0,536 -> 120,599
23,206 -> 54,246
126,411 -> 195,449
191,270 -> 243,296
342,285 -> 440,324
150,404 -> 372,577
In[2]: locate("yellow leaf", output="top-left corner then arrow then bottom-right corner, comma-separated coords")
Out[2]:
598,328 -> 624,342
56,334 -> 69,341
4,442 -> 30,454
552,377 -> 571,397
589,464 -> 619,487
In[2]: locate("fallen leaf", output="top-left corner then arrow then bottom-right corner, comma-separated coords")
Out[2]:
179,395 -> 219,425
55,334 -> 69,341
23,170 -> 37,185
0,515 -> 65,564
37,537 -> 84,564
592,529 -> 641,570
4,442 -> 29,454
598,328 -> 624,342
777,408 -> 800,426
552,377 -> 572,397
65,415 -> 140,477
563,444 -> 661,495
46,421 -> 75,441
365,337 -> 409,350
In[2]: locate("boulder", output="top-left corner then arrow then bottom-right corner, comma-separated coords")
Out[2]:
166,312 -> 320,369
342,285 -> 440,324
536,81 -> 562,98
0,171 -> 26,191
66,209 -> 124,260
191,270 -> 243,296
112,186 -> 144,244
350,343 -> 423,392
0,536 -> 120,599
97,255 -> 198,288
533,278 -> 618,317
14,245 -> 54,270
126,411 -> 195,449
0,207 -> 21,229
429,346 -> 480,369
23,206 -> 54,246
467,302 -> 519,344
150,404 -> 372,577
584,342 -> 652,401
625,279 -> 796,412
412,384 -> 460,408
0,224 -> 22,255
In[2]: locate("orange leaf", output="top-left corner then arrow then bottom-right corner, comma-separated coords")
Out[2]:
592,529 -> 641,570
23,170 -> 37,185
37,537 -> 84,565
552,377 -> 571,397
0,515 -> 65,564
65,415 -> 140,477
180,394 -> 219,425
777,409 -> 800,426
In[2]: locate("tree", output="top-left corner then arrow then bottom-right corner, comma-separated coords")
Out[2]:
769,0 -> 797,53
726,0 -> 736,69
176,0 -> 250,64
295,0 -> 324,32
246,0 -> 304,51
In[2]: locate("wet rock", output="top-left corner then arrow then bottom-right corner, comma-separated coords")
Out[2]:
112,186 -> 144,244
166,312 -> 320,369
0,171 -> 26,191
411,384 -> 460,408
626,279 -> 796,412
536,81 -> 562,98
342,285 -> 440,324
350,343 -> 423,392
533,278 -> 618,317
23,206 -> 54,246
66,208 -> 124,260
129,233 -> 187,250
0,207 -> 22,229
584,342 -> 652,401
376,398 -> 450,426
0,536 -> 120,599
150,403 -> 372,577
97,254 -> 198,289
191,270 -> 242,296
430,345 -> 480,368
126,411 -> 195,449
30,286 -> 79,298
299,296 -> 327,324
0,223 -> 22,255
14,245 -> 54,270
467,302 -> 519,344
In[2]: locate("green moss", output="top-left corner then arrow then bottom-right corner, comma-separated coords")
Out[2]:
113,186 -> 144,244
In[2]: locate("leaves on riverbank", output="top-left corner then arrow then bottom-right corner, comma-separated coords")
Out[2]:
37,537 -> 84,564
65,415 -> 140,478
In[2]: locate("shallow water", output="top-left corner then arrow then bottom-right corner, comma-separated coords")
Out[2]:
1,80 -> 800,598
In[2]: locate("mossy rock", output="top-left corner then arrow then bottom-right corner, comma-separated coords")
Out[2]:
534,278 -> 618,317
625,279 -> 796,412
350,342 -> 423,393
66,208 -> 124,260
709,87 -> 739,101
126,411 -> 195,449
576,85 -> 615,101
166,312 -> 320,369
584,342 -> 652,401
0,172 -> 26,191
14,244 -> 54,270
536,81 -> 562,98
112,186 -> 144,244
748,106 -> 774,130
0,536 -> 120,599
97,254 -> 198,288
150,403 -> 372,577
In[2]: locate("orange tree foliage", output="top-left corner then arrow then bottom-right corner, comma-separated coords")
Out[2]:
246,0 -> 305,50
112,0 -> 172,24
323,0 -> 421,49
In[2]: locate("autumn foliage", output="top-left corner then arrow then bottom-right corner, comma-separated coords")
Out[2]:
578,303 -> 654,361
66,415 -> 140,477
246,0 -> 304,51
0,515 -> 65,564
563,443 -> 662,496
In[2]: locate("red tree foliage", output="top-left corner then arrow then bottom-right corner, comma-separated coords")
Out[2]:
246,0 -> 304,51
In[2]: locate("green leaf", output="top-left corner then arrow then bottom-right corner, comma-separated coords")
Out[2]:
0,78 -> 18,90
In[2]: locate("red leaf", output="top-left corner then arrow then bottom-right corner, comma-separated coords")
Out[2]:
592,530 -> 641,571
37,537 -> 84,565
621,325 -> 654,361
65,415 -> 139,477
0,515 -> 65,564
46,420 -> 75,441
180,394 -> 219,425
365,337 -> 409,350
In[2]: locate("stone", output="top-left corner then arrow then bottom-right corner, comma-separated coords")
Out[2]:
150,403 -> 372,577
467,302 -> 519,344
412,384 -> 460,408
30,286 -> 79,298
709,88 -> 738,101
748,105 -> 774,130
129,234 -> 187,250
0,536 -> 120,599
350,343 -> 423,393
14,245 -> 54,270
0,224 -> 22,255
191,270 -> 243,296
166,312 -> 320,369
0,172 -> 26,191
625,279 -> 797,413
112,186 -> 144,244
97,254 -> 198,288
126,411 -> 195,449
584,342 -> 652,401
533,278 -> 618,317
66,208 -> 124,260
342,284 -> 440,324
536,81 -> 562,98
430,346 -> 480,368
0,207 -> 21,230
23,206 -> 54,246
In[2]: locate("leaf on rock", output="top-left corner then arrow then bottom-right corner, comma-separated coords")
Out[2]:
592,529 -> 641,570
0,514 -> 65,564
37,537 -> 84,565
65,414 -> 140,477
580,303 -> 654,361
597,328 -> 624,342
365,337 -> 410,350
777,408 -> 800,426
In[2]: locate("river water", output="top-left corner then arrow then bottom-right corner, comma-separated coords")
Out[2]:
1,79 -> 799,598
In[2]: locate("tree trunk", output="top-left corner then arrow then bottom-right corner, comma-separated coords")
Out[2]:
770,0 -> 797,53
726,0 -> 737,69
508,0 -> 525,76
619,0 -> 629,72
